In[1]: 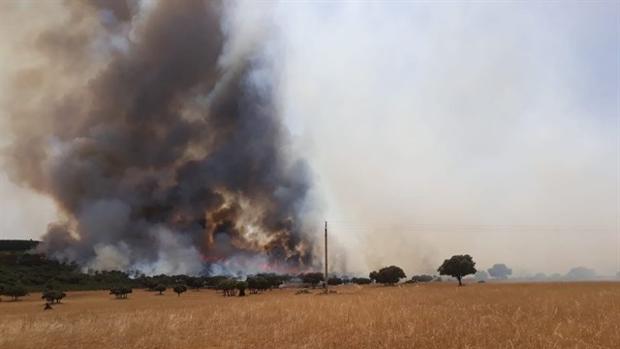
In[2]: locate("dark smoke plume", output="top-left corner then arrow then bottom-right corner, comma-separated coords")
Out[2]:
1,1 -> 313,274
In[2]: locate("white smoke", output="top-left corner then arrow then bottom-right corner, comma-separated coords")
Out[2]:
236,2 -> 619,276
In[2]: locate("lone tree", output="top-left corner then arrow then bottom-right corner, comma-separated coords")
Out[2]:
369,266 -> 406,285
42,290 -> 66,304
2,284 -> 28,301
437,255 -> 477,286
487,264 -> 512,280
300,272 -> 324,288
153,284 -> 166,295
173,285 -> 187,297
109,287 -> 132,299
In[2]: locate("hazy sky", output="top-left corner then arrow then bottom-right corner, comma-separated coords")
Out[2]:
1,1 -> 618,277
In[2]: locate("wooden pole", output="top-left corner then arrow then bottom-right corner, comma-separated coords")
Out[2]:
324,220 -> 328,292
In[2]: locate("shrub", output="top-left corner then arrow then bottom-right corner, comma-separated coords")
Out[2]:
350,277 -> 371,285
410,274 -> 434,283
327,277 -> 343,285
300,272 -> 324,288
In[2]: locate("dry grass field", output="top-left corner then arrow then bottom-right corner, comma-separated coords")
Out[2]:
1,282 -> 619,349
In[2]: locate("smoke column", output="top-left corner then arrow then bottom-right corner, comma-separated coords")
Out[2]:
0,1 -> 315,275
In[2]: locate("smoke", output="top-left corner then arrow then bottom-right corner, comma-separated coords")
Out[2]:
260,2 -> 618,276
0,1 -> 316,275
0,2 -> 617,277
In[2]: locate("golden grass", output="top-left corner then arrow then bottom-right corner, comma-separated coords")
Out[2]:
1,282 -> 619,349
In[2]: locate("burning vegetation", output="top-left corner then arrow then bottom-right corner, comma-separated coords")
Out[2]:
2,1 -> 314,274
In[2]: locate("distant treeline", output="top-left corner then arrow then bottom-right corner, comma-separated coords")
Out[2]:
0,239 -> 40,252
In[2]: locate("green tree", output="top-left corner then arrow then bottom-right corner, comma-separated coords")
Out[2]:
153,284 -> 166,295
109,287 -> 132,299
1,284 -> 28,301
438,255 -> 477,286
186,277 -> 204,290
351,277 -> 371,285
173,285 -> 187,297
327,277 -> 343,285
217,279 -> 237,297
300,272 -> 324,288
369,266 -> 406,285
42,290 -> 66,304
410,274 -> 434,283
236,281 -> 247,297
247,276 -> 269,294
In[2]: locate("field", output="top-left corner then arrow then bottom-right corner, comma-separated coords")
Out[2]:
1,282 -> 619,349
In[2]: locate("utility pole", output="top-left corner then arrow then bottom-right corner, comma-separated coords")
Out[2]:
324,220 -> 328,292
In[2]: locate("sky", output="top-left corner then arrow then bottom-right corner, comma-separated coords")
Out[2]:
0,1 -> 619,277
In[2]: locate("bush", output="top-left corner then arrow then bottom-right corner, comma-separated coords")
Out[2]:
351,277 -> 372,285
300,272 -> 324,288
410,274 -> 434,283
327,277 -> 343,285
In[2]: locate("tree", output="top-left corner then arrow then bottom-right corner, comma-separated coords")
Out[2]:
369,266 -> 406,285
487,264 -> 512,280
173,285 -> 187,297
153,284 -> 166,295
410,274 -> 434,283
369,271 -> 378,282
437,255 -> 477,286
351,277 -> 371,285
1,284 -> 28,301
255,273 -> 290,289
236,281 -> 247,297
474,270 -> 489,281
109,287 -> 132,299
186,277 -> 204,290
42,290 -> 66,304
327,277 -> 343,285
565,267 -> 596,281
247,276 -> 269,294
300,272 -> 324,288
217,279 -> 237,297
